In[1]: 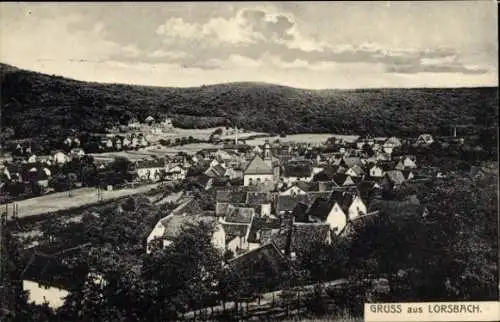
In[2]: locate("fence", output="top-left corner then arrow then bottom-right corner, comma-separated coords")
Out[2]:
180,282 -> 366,321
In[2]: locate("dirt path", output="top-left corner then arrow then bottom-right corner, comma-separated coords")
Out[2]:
2,183 -> 162,219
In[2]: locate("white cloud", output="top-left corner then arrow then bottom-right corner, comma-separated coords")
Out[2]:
0,13 -> 122,65
148,49 -> 188,59
421,55 -> 459,66
155,18 -> 201,41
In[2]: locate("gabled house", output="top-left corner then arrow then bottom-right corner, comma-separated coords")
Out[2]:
307,191 -> 332,205
280,183 -> 309,196
276,194 -> 309,216
146,199 -> 221,253
135,158 -> 168,182
394,160 -> 406,171
165,165 -> 186,181
246,217 -> 281,246
243,154 -> 274,186
281,163 -> 313,184
369,165 -> 385,178
204,164 -> 227,179
215,189 -> 248,216
246,192 -> 273,217
27,154 -> 37,164
266,222 -> 332,259
402,156 -> 417,169
341,157 -> 362,169
369,195 -> 427,219
331,190 -> 367,221
383,137 -> 402,154
383,170 -> 406,189
469,165 -> 487,179
332,174 -> 356,186
345,164 -> 365,178
225,242 -> 290,292
402,169 -> 415,181
220,205 -> 256,254
306,197 -> 347,235
70,148 -> 85,158
53,151 -> 70,164
416,134 -> 434,145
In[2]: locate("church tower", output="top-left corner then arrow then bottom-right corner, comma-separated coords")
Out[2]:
263,140 -> 271,160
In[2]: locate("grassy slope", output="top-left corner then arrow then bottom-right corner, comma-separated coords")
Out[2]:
1,63 -> 498,139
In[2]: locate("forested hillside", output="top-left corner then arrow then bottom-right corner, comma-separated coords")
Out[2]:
1,63 -> 498,140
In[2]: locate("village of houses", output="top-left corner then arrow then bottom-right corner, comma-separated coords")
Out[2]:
3,114 -> 489,309
1,115 -> 454,255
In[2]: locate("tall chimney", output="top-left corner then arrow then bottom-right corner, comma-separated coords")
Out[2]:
235,126 -> 239,145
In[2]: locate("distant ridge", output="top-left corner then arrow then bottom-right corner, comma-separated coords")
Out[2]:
0,62 -> 498,140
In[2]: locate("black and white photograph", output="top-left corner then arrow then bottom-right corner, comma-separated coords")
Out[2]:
0,2 -> 498,321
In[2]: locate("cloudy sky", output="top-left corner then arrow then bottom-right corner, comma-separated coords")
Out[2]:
0,1 -> 498,89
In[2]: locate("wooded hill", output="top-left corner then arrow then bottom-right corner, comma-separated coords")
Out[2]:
1,63 -> 498,140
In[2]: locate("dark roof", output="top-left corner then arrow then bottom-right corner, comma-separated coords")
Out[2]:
222,223 -> 249,238
332,174 -> 356,186
369,195 -> 424,218
342,211 -> 382,237
216,189 -> 247,203
226,242 -> 290,283
282,164 -> 312,178
307,197 -> 333,221
270,223 -> 331,254
291,202 -> 309,223
356,181 -> 377,205
247,217 -> 281,243
385,170 -> 406,185
226,206 -> 255,224
307,191 -> 333,205
330,190 -> 356,213
136,158 -> 166,169
342,157 -> 362,168
169,198 -> 203,217
244,155 -> 273,175
161,215 -> 217,240
246,192 -> 273,205
21,244 -> 91,290
379,161 -> 397,172
276,194 -> 309,213
401,169 -> 414,180
294,181 -> 311,192
317,181 -> 339,192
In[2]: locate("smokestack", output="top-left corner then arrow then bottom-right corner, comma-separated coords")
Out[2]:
453,126 -> 457,138
235,125 -> 238,145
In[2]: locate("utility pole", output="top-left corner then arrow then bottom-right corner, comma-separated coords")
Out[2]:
0,207 -> 7,312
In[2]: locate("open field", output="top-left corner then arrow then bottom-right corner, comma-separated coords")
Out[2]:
90,142 -> 224,161
2,182 -> 162,219
245,134 -> 360,146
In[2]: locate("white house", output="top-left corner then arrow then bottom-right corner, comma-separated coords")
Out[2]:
22,280 -> 69,309
136,158 -> 168,182
325,202 -> 348,235
147,213 -> 225,254
27,155 -> 37,164
166,165 -> 187,181
70,148 -> 85,158
280,184 -> 308,196
53,151 -> 70,164
348,195 -> 367,221
383,137 -> 402,154
369,165 -> 385,178
345,165 -> 364,177
243,154 -> 274,186
416,134 -> 434,145
402,156 -> 417,169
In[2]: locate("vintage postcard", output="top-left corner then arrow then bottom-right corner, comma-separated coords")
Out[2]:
0,2 -> 498,321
